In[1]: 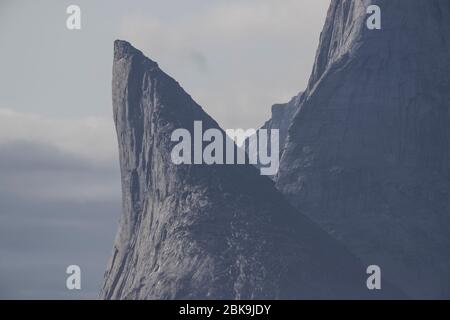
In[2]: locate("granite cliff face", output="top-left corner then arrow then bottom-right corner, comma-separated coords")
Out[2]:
276,0 -> 450,298
243,94 -> 302,176
100,40 -> 401,299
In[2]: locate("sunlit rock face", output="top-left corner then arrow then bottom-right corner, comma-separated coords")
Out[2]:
276,0 -> 450,298
99,40 -> 403,300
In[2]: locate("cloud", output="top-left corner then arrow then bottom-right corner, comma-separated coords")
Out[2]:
0,141 -> 119,203
0,110 -> 121,299
0,108 -> 117,165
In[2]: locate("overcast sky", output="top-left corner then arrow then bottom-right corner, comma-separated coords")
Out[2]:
0,0 -> 330,299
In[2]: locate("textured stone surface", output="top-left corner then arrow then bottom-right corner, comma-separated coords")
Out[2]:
100,40 -> 402,299
243,94 -> 302,178
276,0 -> 450,298
259,94 -> 303,155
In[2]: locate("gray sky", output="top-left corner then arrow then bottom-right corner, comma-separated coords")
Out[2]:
0,0 -> 330,299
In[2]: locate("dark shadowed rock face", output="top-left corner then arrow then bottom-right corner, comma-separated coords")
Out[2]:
276,0 -> 450,298
100,40 -> 401,299
260,93 -> 303,155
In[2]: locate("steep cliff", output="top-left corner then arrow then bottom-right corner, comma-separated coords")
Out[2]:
276,0 -> 450,298
259,93 -> 303,154
100,40 -> 399,299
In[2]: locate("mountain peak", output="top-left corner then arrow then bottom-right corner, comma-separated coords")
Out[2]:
113,40 -> 158,68
306,0 -> 450,93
